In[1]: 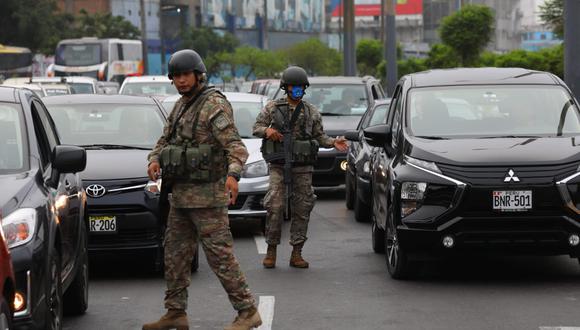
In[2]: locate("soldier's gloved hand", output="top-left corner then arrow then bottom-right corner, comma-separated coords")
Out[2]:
265,127 -> 283,142
225,176 -> 239,205
334,137 -> 349,152
148,161 -> 161,181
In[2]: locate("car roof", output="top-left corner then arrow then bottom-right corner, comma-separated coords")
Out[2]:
0,86 -> 19,103
42,94 -> 158,105
223,92 -> 267,103
408,68 -> 559,87
307,76 -> 378,84
123,75 -> 170,83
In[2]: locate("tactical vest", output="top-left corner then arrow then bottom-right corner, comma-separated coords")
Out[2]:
160,87 -> 228,182
261,99 -> 319,165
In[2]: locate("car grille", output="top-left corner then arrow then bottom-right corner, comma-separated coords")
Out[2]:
315,157 -> 336,170
88,228 -> 159,246
228,194 -> 265,211
229,195 -> 248,210
438,162 -> 578,186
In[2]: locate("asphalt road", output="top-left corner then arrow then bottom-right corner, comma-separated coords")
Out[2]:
64,191 -> 580,330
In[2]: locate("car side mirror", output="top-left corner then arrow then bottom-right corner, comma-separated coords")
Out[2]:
47,145 -> 86,188
363,124 -> 392,148
344,129 -> 359,142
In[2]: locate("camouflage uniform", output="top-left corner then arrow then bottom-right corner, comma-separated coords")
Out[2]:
148,86 -> 255,311
253,99 -> 335,246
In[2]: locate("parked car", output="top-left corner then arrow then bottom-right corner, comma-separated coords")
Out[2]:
344,99 -> 390,222
250,79 -> 279,100
0,86 -> 88,329
0,83 -> 70,98
272,76 -> 386,187
119,76 -> 176,96
365,68 -> 580,279
42,94 -> 196,271
3,77 -> 98,94
162,92 -> 270,228
0,218 -> 15,330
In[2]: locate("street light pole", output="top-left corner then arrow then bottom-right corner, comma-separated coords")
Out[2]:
343,0 -> 356,76
159,6 -> 166,75
140,0 -> 148,75
565,0 -> 580,99
385,0 -> 397,96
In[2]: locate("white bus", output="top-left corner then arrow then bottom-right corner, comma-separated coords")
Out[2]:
49,38 -> 143,83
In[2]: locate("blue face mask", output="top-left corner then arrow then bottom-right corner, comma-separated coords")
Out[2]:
291,86 -> 305,100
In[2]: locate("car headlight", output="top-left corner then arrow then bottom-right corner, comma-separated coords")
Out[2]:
242,160 -> 269,178
401,182 -> 427,218
2,209 -> 37,249
145,179 -> 162,194
405,156 -> 441,174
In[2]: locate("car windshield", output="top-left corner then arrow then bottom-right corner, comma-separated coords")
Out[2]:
69,83 -> 95,94
231,101 -> 262,139
45,103 -> 164,148
303,84 -> 367,116
160,98 -> 261,139
121,82 -> 177,96
408,85 -> 580,139
0,103 -> 27,173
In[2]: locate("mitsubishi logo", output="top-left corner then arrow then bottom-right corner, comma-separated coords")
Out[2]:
504,169 -> 520,183
86,184 -> 107,198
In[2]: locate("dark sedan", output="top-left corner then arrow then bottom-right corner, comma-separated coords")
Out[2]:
0,86 -> 88,329
344,100 -> 390,222
273,76 -> 386,187
366,68 -> 580,279
43,95 -> 197,271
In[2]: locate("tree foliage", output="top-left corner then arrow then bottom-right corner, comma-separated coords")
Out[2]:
425,44 -> 461,69
285,38 -> 342,76
180,27 -> 239,60
72,9 -> 141,40
356,39 -> 383,76
539,0 -> 564,38
439,4 -> 494,66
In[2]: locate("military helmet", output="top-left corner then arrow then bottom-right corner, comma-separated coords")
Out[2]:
167,49 -> 207,79
280,66 -> 309,90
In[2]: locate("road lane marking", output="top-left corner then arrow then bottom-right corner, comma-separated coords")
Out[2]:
254,235 -> 268,254
540,327 -> 580,330
257,296 -> 275,330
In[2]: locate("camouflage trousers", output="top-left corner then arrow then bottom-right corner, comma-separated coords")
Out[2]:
163,206 -> 255,311
264,165 -> 316,246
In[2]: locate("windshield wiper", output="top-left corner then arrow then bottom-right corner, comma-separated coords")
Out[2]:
414,136 -> 449,140
321,112 -> 344,116
80,144 -> 151,150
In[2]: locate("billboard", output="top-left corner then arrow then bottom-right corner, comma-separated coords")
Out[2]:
203,0 -> 325,32
331,0 -> 423,17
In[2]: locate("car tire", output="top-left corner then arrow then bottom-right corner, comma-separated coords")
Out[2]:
372,215 -> 385,254
345,172 -> 355,210
46,247 -> 63,330
63,229 -> 89,315
354,184 -> 371,223
191,247 -> 199,273
0,296 -> 12,330
384,206 -> 413,280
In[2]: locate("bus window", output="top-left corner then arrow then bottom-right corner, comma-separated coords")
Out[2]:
56,44 -> 102,66
0,45 -> 33,78
121,44 -> 141,61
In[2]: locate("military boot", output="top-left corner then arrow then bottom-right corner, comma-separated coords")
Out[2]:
224,306 -> 262,330
262,245 -> 277,268
289,243 -> 309,268
142,309 -> 189,330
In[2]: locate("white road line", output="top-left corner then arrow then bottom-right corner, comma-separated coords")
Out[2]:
254,235 -> 268,255
257,296 -> 275,330
540,327 -> 580,330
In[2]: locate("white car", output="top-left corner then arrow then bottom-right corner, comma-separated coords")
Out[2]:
3,76 -> 98,94
0,82 -> 71,97
119,75 -> 177,96
162,92 -> 269,225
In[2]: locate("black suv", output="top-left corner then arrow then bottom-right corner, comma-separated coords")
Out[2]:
0,86 -> 88,329
365,68 -> 580,279
274,76 -> 386,187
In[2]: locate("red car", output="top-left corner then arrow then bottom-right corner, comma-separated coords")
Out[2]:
0,223 -> 15,329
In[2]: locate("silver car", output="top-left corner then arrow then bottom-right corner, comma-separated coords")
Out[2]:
162,92 -> 269,224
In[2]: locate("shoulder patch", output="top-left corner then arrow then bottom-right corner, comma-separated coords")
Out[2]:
212,112 -> 232,130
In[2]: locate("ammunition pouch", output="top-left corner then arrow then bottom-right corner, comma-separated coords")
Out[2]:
159,143 -> 226,182
261,139 -> 319,165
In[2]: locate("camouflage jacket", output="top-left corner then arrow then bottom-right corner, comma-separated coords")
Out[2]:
252,98 -> 335,148
148,87 -> 249,208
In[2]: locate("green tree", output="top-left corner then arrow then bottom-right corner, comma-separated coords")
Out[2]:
221,46 -> 285,80
180,27 -> 239,60
538,44 -> 564,78
495,49 -> 550,72
286,38 -> 342,76
539,0 -> 563,38
425,44 -> 461,69
71,9 -> 141,39
356,39 -> 383,76
439,4 -> 494,66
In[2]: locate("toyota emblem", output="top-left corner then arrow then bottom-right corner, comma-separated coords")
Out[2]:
86,184 -> 107,198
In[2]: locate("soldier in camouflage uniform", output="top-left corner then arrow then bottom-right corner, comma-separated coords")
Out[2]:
253,66 -> 348,269
143,50 -> 262,330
